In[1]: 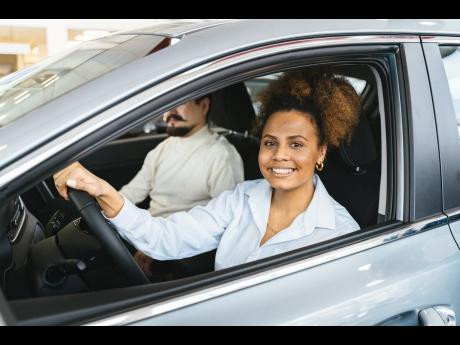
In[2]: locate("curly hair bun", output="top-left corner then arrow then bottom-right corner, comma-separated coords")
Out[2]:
258,69 -> 362,148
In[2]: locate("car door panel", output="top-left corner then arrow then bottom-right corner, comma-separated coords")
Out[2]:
131,223 -> 460,325
127,43 -> 460,326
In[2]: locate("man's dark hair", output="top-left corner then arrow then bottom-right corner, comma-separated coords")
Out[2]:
194,94 -> 212,122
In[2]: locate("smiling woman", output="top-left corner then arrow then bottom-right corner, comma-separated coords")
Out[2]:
256,70 -> 362,245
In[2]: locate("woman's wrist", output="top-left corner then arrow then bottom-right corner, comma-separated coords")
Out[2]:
97,181 -> 125,218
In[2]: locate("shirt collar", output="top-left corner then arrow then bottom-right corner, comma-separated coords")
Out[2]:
246,175 -> 336,244
310,174 -> 336,231
246,179 -> 272,236
174,125 -> 214,144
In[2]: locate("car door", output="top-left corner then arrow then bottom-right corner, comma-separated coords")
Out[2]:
85,39 -> 460,326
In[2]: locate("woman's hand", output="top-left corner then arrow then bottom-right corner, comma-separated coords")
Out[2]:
53,162 -> 124,218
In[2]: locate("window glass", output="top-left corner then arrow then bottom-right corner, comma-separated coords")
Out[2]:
0,34 -> 171,128
439,46 -> 460,137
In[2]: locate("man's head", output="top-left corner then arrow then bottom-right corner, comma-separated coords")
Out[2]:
162,95 -> 211,137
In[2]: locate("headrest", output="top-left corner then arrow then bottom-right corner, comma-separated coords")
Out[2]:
208,82 -> 256,133
338,113 -> 378,174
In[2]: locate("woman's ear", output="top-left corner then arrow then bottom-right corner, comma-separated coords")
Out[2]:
319,145 -> 327,163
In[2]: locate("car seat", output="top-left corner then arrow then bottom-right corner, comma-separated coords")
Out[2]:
317,112 -> 381,228
208,82 -> 262,180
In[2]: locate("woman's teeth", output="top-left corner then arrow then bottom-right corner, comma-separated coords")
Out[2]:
270,168 -> 295,175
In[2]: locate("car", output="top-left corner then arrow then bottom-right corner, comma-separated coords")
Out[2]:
1,19 -> 460,326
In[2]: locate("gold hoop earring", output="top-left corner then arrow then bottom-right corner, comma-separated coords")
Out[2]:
315,161 -> 324,172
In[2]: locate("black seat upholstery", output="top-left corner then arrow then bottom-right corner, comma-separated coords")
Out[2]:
208,82 -> 262,180
317,113 -> 380,228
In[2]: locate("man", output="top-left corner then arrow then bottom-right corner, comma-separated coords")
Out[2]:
119,94 -> 244,276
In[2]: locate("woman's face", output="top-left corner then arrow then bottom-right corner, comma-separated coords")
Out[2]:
258,110 -> 327,192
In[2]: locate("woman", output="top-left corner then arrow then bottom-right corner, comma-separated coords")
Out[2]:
53,69 -> 361,271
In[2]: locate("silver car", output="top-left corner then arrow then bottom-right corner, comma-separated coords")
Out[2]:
1,19 -> 460,326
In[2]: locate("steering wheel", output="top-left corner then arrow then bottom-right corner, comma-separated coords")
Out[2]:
68,188 -> 150,285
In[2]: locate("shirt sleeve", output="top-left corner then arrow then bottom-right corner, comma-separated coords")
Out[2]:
119,147 -> 159,205
107,185 -> 241,260
207,146 -> 245,198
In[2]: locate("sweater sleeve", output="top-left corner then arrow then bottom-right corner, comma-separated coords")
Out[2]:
119,147 -> 160,205
108,184 -> 242,260
207,144 -> 245,198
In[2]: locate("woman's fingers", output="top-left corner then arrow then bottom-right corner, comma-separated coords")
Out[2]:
53,162 -> 103,200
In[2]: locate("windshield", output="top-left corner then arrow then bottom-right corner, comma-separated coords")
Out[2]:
0,34 -> 171,128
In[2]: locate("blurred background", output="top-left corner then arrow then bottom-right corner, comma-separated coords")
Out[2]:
0,19 -> 198,78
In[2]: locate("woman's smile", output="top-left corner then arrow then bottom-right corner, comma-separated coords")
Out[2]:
268,167 -> 298,177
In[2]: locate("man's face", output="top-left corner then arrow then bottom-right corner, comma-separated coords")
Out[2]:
162,98 -> 209,137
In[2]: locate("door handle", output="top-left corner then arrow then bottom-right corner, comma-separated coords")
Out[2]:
419,306 -> 456,326
378,305 -> 456,326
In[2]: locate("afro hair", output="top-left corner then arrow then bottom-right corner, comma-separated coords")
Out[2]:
256,69 -> 362,148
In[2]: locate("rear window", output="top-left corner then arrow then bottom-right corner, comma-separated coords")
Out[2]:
0,34 -> 171,128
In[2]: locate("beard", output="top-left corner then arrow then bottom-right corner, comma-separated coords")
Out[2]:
166,125 -> 193,137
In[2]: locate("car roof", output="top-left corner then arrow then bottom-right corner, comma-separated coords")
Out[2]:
117,19 -> 460,39
115,19 -> 239,37
1,19 -> 460,171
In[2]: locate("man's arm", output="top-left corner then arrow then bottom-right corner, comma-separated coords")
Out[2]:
119,148 -> 159,204
208,147 -> 245,198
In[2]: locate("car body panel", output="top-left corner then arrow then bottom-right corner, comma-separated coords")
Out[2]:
128,224 -> 459,325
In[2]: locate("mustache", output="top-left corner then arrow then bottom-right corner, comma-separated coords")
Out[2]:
166,114 -> 185,122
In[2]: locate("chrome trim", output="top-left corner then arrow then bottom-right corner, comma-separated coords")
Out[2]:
86,214 -> 446,326
421,36 -> 460,44
156,20 -> 239,38
445,207 -> 460,221
0,34 -> 419,190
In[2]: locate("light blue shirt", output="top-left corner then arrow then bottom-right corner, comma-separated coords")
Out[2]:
108,174 -> 360,271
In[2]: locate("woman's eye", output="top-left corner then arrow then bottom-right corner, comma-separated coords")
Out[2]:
264,141 -> 275,147
291,142 -> 304,148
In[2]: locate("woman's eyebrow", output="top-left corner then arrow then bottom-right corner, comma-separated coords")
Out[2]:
262,134 -> 278,140
263,134 -> 308,141
287,135 -> 308,141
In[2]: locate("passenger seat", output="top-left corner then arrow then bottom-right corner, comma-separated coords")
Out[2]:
208,82 -> 262,180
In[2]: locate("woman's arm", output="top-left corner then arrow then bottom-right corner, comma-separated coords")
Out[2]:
53,162 -> 240,260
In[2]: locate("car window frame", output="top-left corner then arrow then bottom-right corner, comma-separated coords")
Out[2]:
1,38 -> 436,325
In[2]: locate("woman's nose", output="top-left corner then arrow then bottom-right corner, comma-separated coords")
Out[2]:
272,145 -> 290,161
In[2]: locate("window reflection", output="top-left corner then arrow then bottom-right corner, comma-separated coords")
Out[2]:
0,35 -> 171,128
